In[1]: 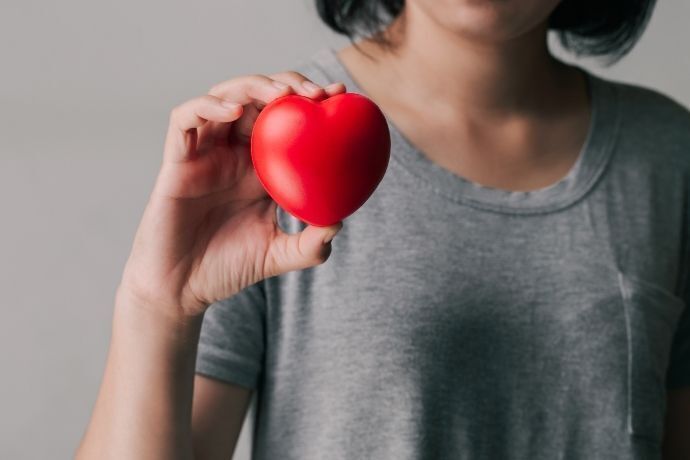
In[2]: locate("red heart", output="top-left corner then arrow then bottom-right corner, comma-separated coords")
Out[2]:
250,92 -> 391,227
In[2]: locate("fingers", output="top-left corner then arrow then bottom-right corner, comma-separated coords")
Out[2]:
267,71 -> 346,102
323,81 -> 346,96
164,95 -> 243,162
194,73 -> 346,149
208,74 -> 295,107
200,74 -> 294,145
264,220 -> 344,277
228,102 -> 262,144
228,72 -> 347,142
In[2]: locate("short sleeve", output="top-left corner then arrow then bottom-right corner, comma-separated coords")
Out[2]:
667,224 -> 690,388
667,302 -> 690,388
195,280 -> 266,389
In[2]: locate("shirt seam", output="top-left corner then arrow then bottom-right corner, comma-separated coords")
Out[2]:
387,101 -> 621,216
314,46 -> 622,216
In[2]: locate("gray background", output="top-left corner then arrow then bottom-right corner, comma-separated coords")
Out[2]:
0,0 -> 688,458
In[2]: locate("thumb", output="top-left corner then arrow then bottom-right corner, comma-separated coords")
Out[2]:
264,221 -> 344,277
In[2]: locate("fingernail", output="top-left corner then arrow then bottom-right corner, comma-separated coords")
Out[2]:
272,80 -> 289,90
221,100 -> 241,110
323,223 -> 343,244
302,81 -> 322,92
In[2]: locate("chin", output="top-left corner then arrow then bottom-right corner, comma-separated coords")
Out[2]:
413,0 -> 561,43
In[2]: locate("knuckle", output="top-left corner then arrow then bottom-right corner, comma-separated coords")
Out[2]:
245,73 -> 271,84
225,74 -> 271,93
270,70 -> 306,81
286,70 -> 307,80
209,74 -> 276,97
200,94 -> 218,105
169,104 -> 184,122
208,75 -> 252,94
208,82 -> 224,94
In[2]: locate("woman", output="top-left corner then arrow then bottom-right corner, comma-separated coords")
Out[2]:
77,0 -> 690,458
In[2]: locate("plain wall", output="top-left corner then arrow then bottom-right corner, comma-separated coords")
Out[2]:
0,1 -> 688,458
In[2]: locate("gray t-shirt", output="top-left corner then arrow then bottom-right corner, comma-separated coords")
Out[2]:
195,46 -> 690,460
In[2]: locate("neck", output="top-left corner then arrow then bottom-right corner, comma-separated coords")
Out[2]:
360,4 -> 574,117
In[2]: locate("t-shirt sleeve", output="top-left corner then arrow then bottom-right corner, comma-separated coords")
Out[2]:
195,280 -> 266,389
666,225 -> 690,388
667,302 -> 690,388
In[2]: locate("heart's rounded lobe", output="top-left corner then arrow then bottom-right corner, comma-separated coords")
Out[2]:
251,92 -> 391,226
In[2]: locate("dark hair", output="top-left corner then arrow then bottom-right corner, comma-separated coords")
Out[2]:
316,0 -> 656,64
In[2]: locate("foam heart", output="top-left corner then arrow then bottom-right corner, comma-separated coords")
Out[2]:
250,92 -> 391,227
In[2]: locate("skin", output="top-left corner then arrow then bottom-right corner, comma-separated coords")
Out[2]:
338,0 -> 690,455
76,74 -> 347,459
339,0 -> 590,192
78,0 -> 689,457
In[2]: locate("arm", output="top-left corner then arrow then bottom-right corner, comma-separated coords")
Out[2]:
76,295 -> 253,460
192,376 -> 253,459
76,290 -> 203,459
76,73 -> 345,459
662,387 -> 690,460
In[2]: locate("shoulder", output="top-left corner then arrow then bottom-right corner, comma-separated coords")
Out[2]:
612,77 -> 690,132
599,74 -> 690,171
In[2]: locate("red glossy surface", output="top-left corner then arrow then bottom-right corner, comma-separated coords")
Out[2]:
250,92 -> 391,226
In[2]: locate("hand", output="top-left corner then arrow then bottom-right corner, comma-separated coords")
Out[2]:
119,72 -> 346,318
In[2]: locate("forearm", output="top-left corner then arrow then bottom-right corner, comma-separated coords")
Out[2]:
77,286 -> 204,460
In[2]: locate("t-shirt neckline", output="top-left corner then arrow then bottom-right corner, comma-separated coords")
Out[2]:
315,46 -> 621,215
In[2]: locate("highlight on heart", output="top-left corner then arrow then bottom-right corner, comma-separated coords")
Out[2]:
251,92 -> 391,226
12,1 -> 689,459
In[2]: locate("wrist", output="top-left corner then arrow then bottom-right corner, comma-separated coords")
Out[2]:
114,283 -> 204,348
